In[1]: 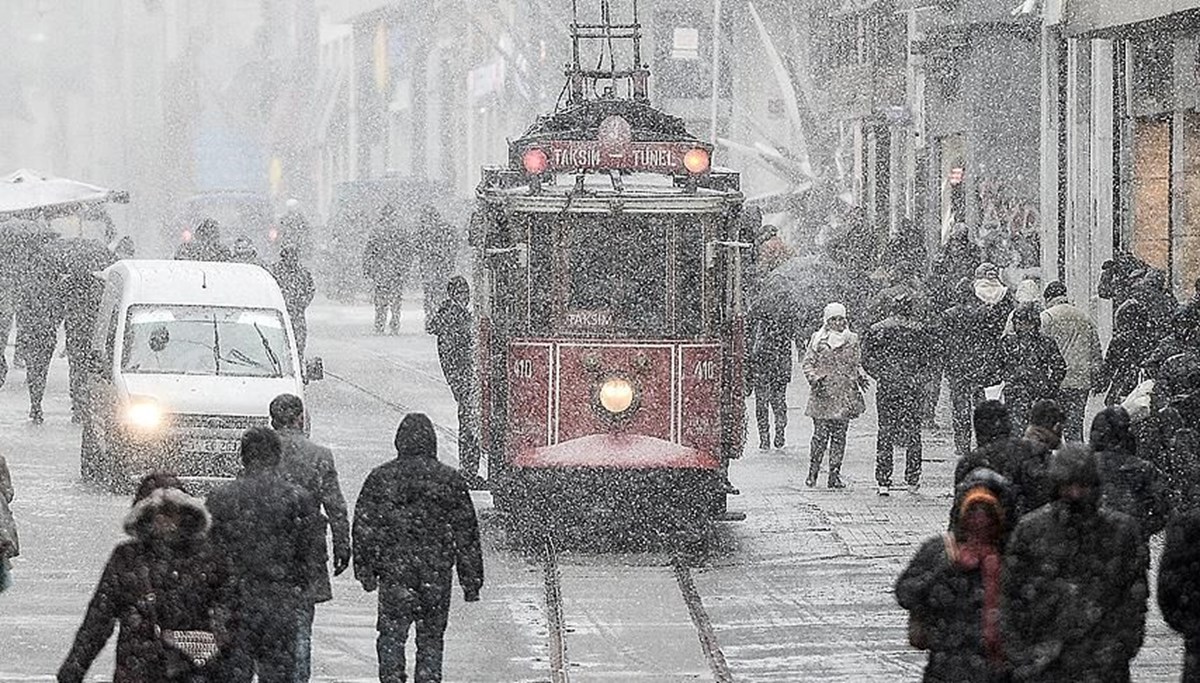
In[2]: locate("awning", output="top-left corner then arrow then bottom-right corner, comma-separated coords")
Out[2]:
0,169 -> 128,218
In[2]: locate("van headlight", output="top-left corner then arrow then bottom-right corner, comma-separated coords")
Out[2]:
597,377 -> 636,415
124,398 -> 164,431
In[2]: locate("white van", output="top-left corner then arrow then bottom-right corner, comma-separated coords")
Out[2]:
80,260 -> 320,491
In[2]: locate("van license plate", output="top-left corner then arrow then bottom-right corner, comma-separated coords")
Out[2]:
183,438 -> 239,454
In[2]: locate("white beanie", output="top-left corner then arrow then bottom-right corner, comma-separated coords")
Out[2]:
823,302 -> 847,324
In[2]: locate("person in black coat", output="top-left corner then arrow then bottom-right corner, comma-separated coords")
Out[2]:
206,427 -> 323,683
353,413 -> 484,683
363,205 -> 412,335
863,295 -> 934,492
429,276 -> 482,486
955,401 -> 1022,486
749,305 -> 797,450
999,303 -> 1066,433
58,473 -> 239,683
1002,445 -> 1149,683
1158,508 -> 1200,682
16,235 -> 64,424
270,245 -> 315,363
940,279 -> 1000,457
1097,300 -> 1155,406
1090,406 -> 1170,543
896,468 -> 1015,683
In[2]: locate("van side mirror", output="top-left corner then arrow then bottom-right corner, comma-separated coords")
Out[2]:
304,357 -> 325,383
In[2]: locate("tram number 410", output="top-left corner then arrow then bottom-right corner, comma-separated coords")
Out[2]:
512,359 -> 535,379
692,360 -> 718,381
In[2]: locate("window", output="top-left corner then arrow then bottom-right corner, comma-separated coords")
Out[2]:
671,27 -> 700,60
122,305 -> 294,378
563,216 -> 668,335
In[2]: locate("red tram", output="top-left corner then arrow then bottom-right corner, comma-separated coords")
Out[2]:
472,4 -> 750,535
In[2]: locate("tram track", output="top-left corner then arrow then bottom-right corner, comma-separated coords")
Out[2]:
538,539 -> 734,682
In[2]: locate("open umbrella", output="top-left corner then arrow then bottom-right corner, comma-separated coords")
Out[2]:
0,169 -> 129,219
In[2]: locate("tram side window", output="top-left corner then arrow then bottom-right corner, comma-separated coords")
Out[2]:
566,216 -> 667,334
676,219 -> 706,338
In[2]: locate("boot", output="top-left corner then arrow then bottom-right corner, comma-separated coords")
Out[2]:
773,430 -> 786,450
805,461 -> 820,487
29,405 -> 43,424
827,470 -> 845,489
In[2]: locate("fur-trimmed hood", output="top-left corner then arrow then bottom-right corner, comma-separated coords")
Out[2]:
123,487 -> 211,543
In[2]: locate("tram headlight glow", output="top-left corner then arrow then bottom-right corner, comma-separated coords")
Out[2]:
598,377 -> 635,415
683,148 -> 710,174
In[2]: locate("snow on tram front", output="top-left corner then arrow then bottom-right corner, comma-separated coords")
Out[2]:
472,8 -> 750,538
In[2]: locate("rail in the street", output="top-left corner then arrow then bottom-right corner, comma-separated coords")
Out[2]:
538,538 -> 733,682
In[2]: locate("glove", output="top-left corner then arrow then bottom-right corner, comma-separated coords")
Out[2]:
359,576 -> 378,593
333,549 -> 351,577
463,588 -> 481,603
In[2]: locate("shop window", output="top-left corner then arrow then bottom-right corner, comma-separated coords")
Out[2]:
671,27 -> 700,60
1179,113 -> 1200,299
1131,117 -> 1170,272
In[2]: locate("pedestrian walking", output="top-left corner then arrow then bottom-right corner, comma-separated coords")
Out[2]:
17,235 -> 64,424
1145,305 -> 1200,382
896,468 -> 1015,683
801,302 -> 867,489
1002,445 -> 1149,683
1039,282 -> 1103,441
271,244 -> 316,363
863,294 -> 933,494
1155,353 -> 1200,513
749,305 -> 797,451
923,227 -> 982,428
206,427 -> 323,683
174,219 -> 232,262
1158,507 -> 1200,682
0,453 -> 17,593
353,413 -> 484,683
429,276 -> 483,487
1097,299 -> 1155,406
1090,406 -> 1170,542
364,205 -> 412,335
940,279 -> 1004,457
270,394 -> 351,682
999,303 -> 1066,433
58,473 -> 239,683
417,205 -> 457,333
954,401 -> 1021,485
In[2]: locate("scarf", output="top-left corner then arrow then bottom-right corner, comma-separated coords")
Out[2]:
974,279 -> 1009,306
944,532 -> 1005,667
811,328 -> 852,350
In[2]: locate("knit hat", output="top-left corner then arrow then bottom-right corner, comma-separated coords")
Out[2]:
974,262 -> 1000,281
823,302 -> 847,324
1043,281 -> 1068,300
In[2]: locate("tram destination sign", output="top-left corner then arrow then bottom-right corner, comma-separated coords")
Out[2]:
542,140 -> 701,173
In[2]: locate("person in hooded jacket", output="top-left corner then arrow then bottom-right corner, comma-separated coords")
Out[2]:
206,427 -> 323,683
1039,282 -> 1103,442
1158,505 -> 1200,682
749,304 -> 798,450
1098,299 -> 1155,406
429,276 -> 482,486
353,413 -> 484,683
1002,445 -> 1149,683
955,402 -> 1021,486
801,302 -> 868,488
863,294 -> 934,494
999,303 -> 1066,433
1089,406 -> 1169,542
174,219 -> 232,262
270,244 -> 316,363
896,467 -> 1016,683
58,473 -> 239,683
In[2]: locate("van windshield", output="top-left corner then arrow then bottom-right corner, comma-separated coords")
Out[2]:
122,305 -> 293,378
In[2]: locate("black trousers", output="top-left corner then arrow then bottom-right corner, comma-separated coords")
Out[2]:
1059,387 -> 1089,443
875,385 -> 923,486
228,595 -> 301,683
809,419 -> 848,474
755,381 -> 788,447
20,330 -> 54,412
949,377 -> 985,457
450,383 -> 480,477
378,579 -> 452,683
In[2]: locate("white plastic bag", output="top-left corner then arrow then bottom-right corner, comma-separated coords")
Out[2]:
1121,379 -> 1155,423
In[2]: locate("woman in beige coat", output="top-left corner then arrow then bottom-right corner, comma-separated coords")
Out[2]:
801,303 -> 868,488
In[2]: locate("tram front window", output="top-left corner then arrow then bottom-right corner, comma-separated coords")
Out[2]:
565,216 -> 667,334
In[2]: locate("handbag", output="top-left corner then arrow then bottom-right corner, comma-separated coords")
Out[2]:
141,568 -> 221,671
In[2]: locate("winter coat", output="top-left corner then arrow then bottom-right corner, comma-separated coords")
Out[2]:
430,298 -> 474,401
1040,298 -> 1102,391
1158,510 -> 1200,681
58,488 -> 236,683
16,240 -> 64,343
362,223 -> 411,289
275,427 -> 351,604
940,301 -> 1003,387
749,310 -> 796,392
801,331 -> 865,421
1098,301 -> 1154,405
270,261 -> 315,323
998,332 -> 1066,403
205,468 -> 322,605
173,240 -> 232,263
0,454 -> 16,559
1091,407 -> 1170,541
862,316 -> 934,394
896,469 -> 1015,683
1010,428 -> 1058,517
352,446 -> 483,598
1002,500 -> 1148,682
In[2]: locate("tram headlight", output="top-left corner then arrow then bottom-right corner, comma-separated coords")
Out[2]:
683,148 -> 710,174
522,148 -> 549,175
598,377 -> 636,415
